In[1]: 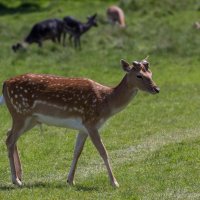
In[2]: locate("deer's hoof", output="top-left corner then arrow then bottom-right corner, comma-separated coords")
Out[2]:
13,178 -> 22,186
111,180 -> 119,188
67,179 -> 75,186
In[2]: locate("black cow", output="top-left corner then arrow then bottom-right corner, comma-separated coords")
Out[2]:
12,18 -> 66,52
63,14 -> 98,49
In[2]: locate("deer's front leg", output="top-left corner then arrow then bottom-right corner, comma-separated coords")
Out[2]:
74,37 -> 78,49
77,37 -> 81,50
87,127 -> 119,188
63,32 -> 66,46
67,131 -> 88,185
74,35 -> 81,49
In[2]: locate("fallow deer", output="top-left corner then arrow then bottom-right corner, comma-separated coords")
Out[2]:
107,6 -> 126,28
194,21 -> 200,30
0,59 -> 159,187
63,14 -> 98,49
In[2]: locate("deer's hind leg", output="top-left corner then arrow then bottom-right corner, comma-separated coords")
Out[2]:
67,131 -> 88,185
6,117 -> 37,186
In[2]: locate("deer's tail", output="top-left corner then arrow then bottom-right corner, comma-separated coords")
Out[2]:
0,95 -> 5,105
0,82 -> 6,105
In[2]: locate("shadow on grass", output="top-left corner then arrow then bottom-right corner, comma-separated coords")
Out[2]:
0,181 -> 99,191
74,184 -> 99,192
0,2 -> 43,16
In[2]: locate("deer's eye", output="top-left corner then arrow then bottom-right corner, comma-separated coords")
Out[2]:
136,75 -> 143,79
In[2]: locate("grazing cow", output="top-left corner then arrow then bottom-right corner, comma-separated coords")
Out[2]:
12,18 -> 66,52
107,6 -> 125,28
63,14 -> 98,49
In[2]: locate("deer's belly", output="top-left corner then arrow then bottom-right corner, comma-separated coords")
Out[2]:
34,113 -> 88,133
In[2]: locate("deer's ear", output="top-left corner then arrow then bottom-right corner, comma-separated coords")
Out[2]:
121,59 -> 131,72
142,60 -> 149,70
92,13 -> 97,19
88,13 -> 97,20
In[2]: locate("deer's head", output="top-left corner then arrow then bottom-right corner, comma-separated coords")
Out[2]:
12,42 -> 28,52
87,13 -> 98,27
121,59 -> 160,94
12,43 -> 23,52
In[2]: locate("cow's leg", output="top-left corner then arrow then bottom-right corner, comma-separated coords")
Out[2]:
37,41 -> 42,47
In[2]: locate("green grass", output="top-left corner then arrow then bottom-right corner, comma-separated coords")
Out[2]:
0,0 -> 200,199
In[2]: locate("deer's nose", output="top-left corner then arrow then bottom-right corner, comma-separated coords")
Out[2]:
154,86 -> 160,93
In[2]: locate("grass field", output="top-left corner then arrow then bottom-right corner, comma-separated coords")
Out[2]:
0,0 -> 200,199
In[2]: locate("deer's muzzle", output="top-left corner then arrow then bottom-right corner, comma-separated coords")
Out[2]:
153,86 -> 160,94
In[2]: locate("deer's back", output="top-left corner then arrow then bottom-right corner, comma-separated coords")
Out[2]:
3,74 -> 112,122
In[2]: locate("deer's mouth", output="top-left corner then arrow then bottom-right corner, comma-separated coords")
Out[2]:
151,86 -> 160,94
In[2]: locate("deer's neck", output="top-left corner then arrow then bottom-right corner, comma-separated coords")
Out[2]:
82,23 -> 92,34
108,75 -> 138,115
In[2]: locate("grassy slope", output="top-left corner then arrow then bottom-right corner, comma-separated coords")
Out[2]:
0,0 -> 200,199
